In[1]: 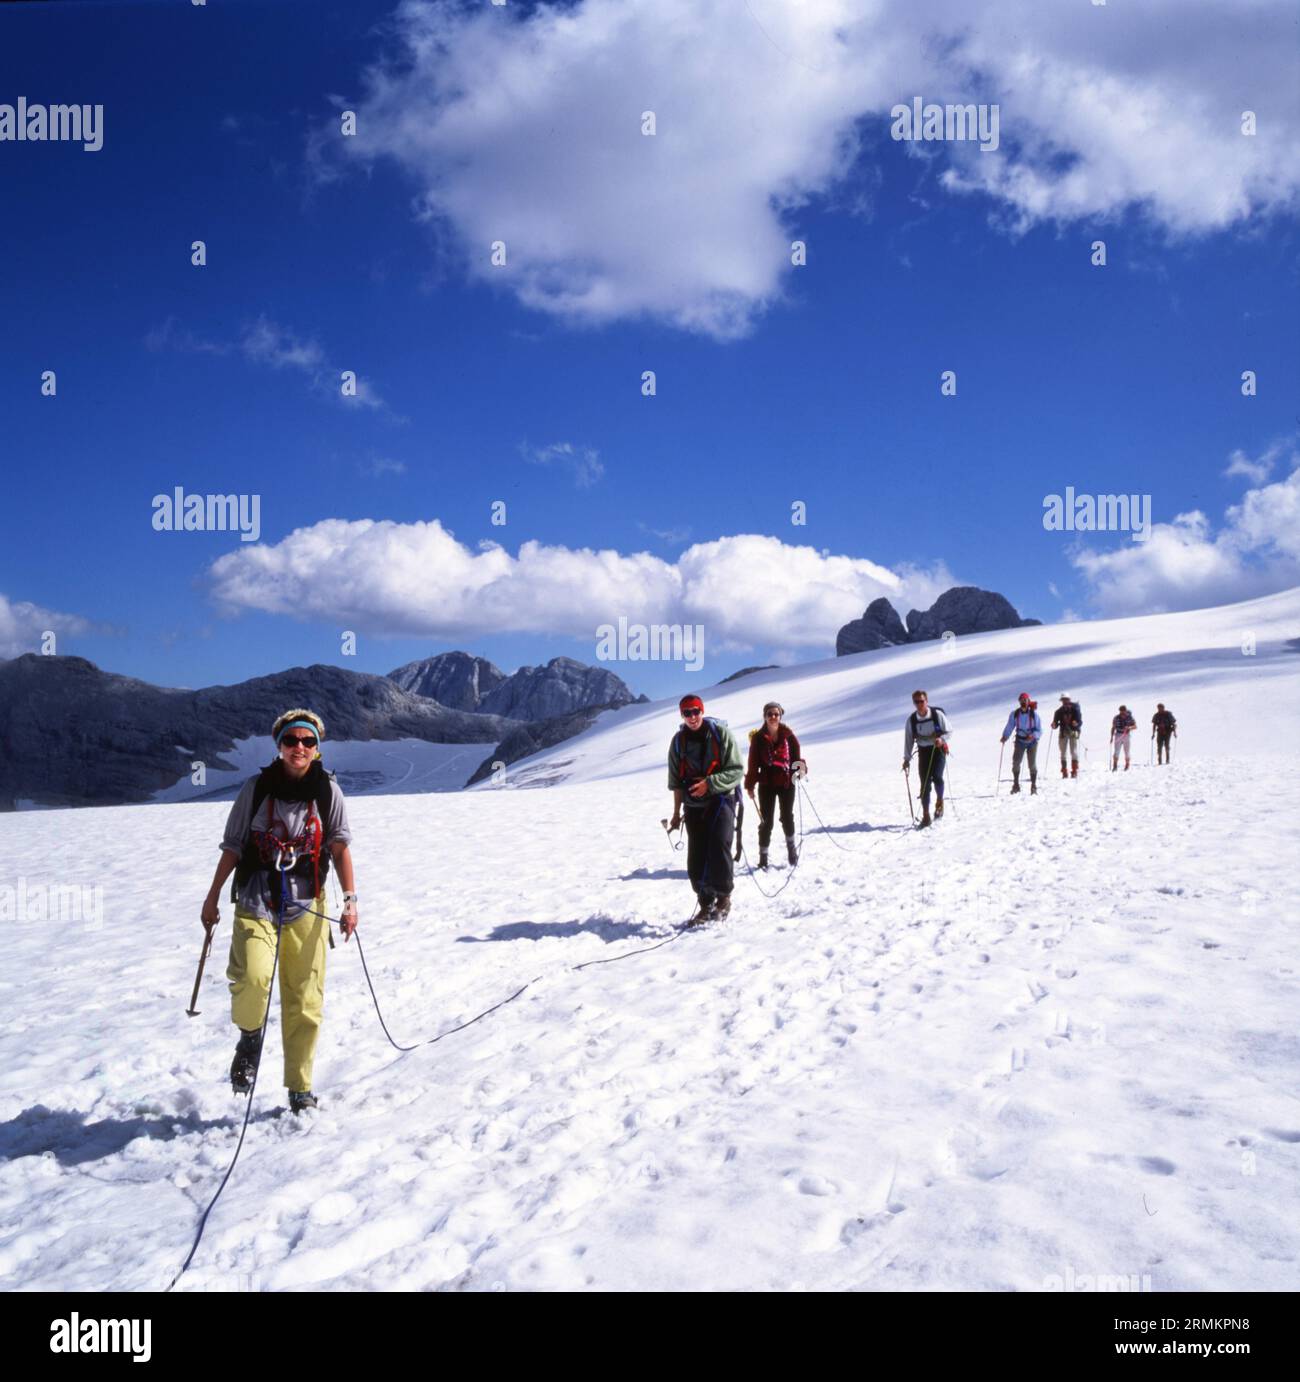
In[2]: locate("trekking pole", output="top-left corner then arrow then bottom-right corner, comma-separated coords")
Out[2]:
1149,733 -> 1154,766
185,922 -> 216,1017
903,761 -> 916,825
996,739 -> 1006,794
660,818 -> 684,852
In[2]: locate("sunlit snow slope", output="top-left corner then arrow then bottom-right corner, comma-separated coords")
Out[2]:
492,587 -> 1300,788
151,736 -> 497,803
0,590 -> 1297,1292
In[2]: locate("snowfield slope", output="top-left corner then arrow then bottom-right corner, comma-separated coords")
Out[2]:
0,590 -> 1297,1291
150,736 -> 496,803
493,586 -> 1300,788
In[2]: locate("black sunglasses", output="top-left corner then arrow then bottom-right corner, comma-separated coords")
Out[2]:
681,708 -> 703,717
281,734 -> 318,748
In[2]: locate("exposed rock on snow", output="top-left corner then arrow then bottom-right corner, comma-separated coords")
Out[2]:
837,587 -> 1039,656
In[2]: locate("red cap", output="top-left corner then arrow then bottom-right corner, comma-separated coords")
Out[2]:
1018,692 -> 1030,703
679,695 -> 704,713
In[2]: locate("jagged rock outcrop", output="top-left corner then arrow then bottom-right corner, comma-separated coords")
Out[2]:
387,651 -> 506,712
836,587 -> 1039,656
835,597 -> 910,655
389,653 -> 641,721
476,656 -> 639,720
0,655 -> 513,809
477,656 -> 639,720
905,588 -> 1041,641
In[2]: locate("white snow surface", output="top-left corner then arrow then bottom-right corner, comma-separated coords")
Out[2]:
1,589 -> 1298,1292
151,736 -> 497,803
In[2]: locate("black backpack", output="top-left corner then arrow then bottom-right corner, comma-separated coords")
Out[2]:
230,766 -> 336,905
1054,702 -> 1082,731
910,705 -> 946,739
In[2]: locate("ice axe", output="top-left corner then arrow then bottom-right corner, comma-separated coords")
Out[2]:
186,922 -> 216,1017
660,817 -> 684,852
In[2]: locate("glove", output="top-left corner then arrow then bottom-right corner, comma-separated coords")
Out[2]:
940,741 -> 949,754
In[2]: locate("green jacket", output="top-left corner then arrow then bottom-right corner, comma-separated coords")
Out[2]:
668,717 -> 744,799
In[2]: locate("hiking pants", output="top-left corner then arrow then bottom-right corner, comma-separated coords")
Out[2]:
1156,733 -> 1172,764
227,895 -> 328,1093
1112,730 -> 1131,764
1012,740 -> 1038,784
684,794 -> 736,901
917,744 -> 945,807
757,783 -> 795,848
1058,730 -> 1079,766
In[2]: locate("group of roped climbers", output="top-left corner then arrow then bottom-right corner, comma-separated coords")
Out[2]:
669,689 -> 1181,922
999,692 -> 1179,786
196,692 -> 1179,1112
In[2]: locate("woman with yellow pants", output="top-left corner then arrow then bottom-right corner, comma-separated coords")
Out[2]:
200,708 -> 358,1114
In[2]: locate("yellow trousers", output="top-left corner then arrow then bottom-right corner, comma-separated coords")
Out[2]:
226,897 -> 328,1093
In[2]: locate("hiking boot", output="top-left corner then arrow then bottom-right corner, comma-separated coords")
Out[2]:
714,895 -> 732,920
933,799 -> 944,819
230,1028 -> 263,1094
1060,765 -> 1068,779
1070,762 -> 1078,778
288,1090 -> 319,1115
1124,761 -> 1130,771
1030,782 -> 1038,795
688,896 -> 717,927
918,806 -> 931,828
758,848 -> 769,871
785,833 -> 799,865
1010,781 -> 1021,795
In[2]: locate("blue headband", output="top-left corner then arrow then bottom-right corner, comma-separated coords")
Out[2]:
276,719 -> 322,745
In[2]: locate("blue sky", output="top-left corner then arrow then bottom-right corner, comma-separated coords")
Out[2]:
2,0 -> 1297,700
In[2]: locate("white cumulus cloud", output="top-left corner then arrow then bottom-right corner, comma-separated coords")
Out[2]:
1071,461 -> 1300,615
0,593 -> 95,659
328,0 -> 1300,339
205,519 -> 951,650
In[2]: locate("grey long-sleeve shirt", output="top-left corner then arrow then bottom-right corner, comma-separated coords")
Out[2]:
220,774 -> 352,921
904,707 -> 951,758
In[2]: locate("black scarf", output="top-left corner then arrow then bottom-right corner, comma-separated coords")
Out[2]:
258,757 -> 325,804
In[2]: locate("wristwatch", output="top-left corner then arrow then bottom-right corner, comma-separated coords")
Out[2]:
342,892 -> 359,905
